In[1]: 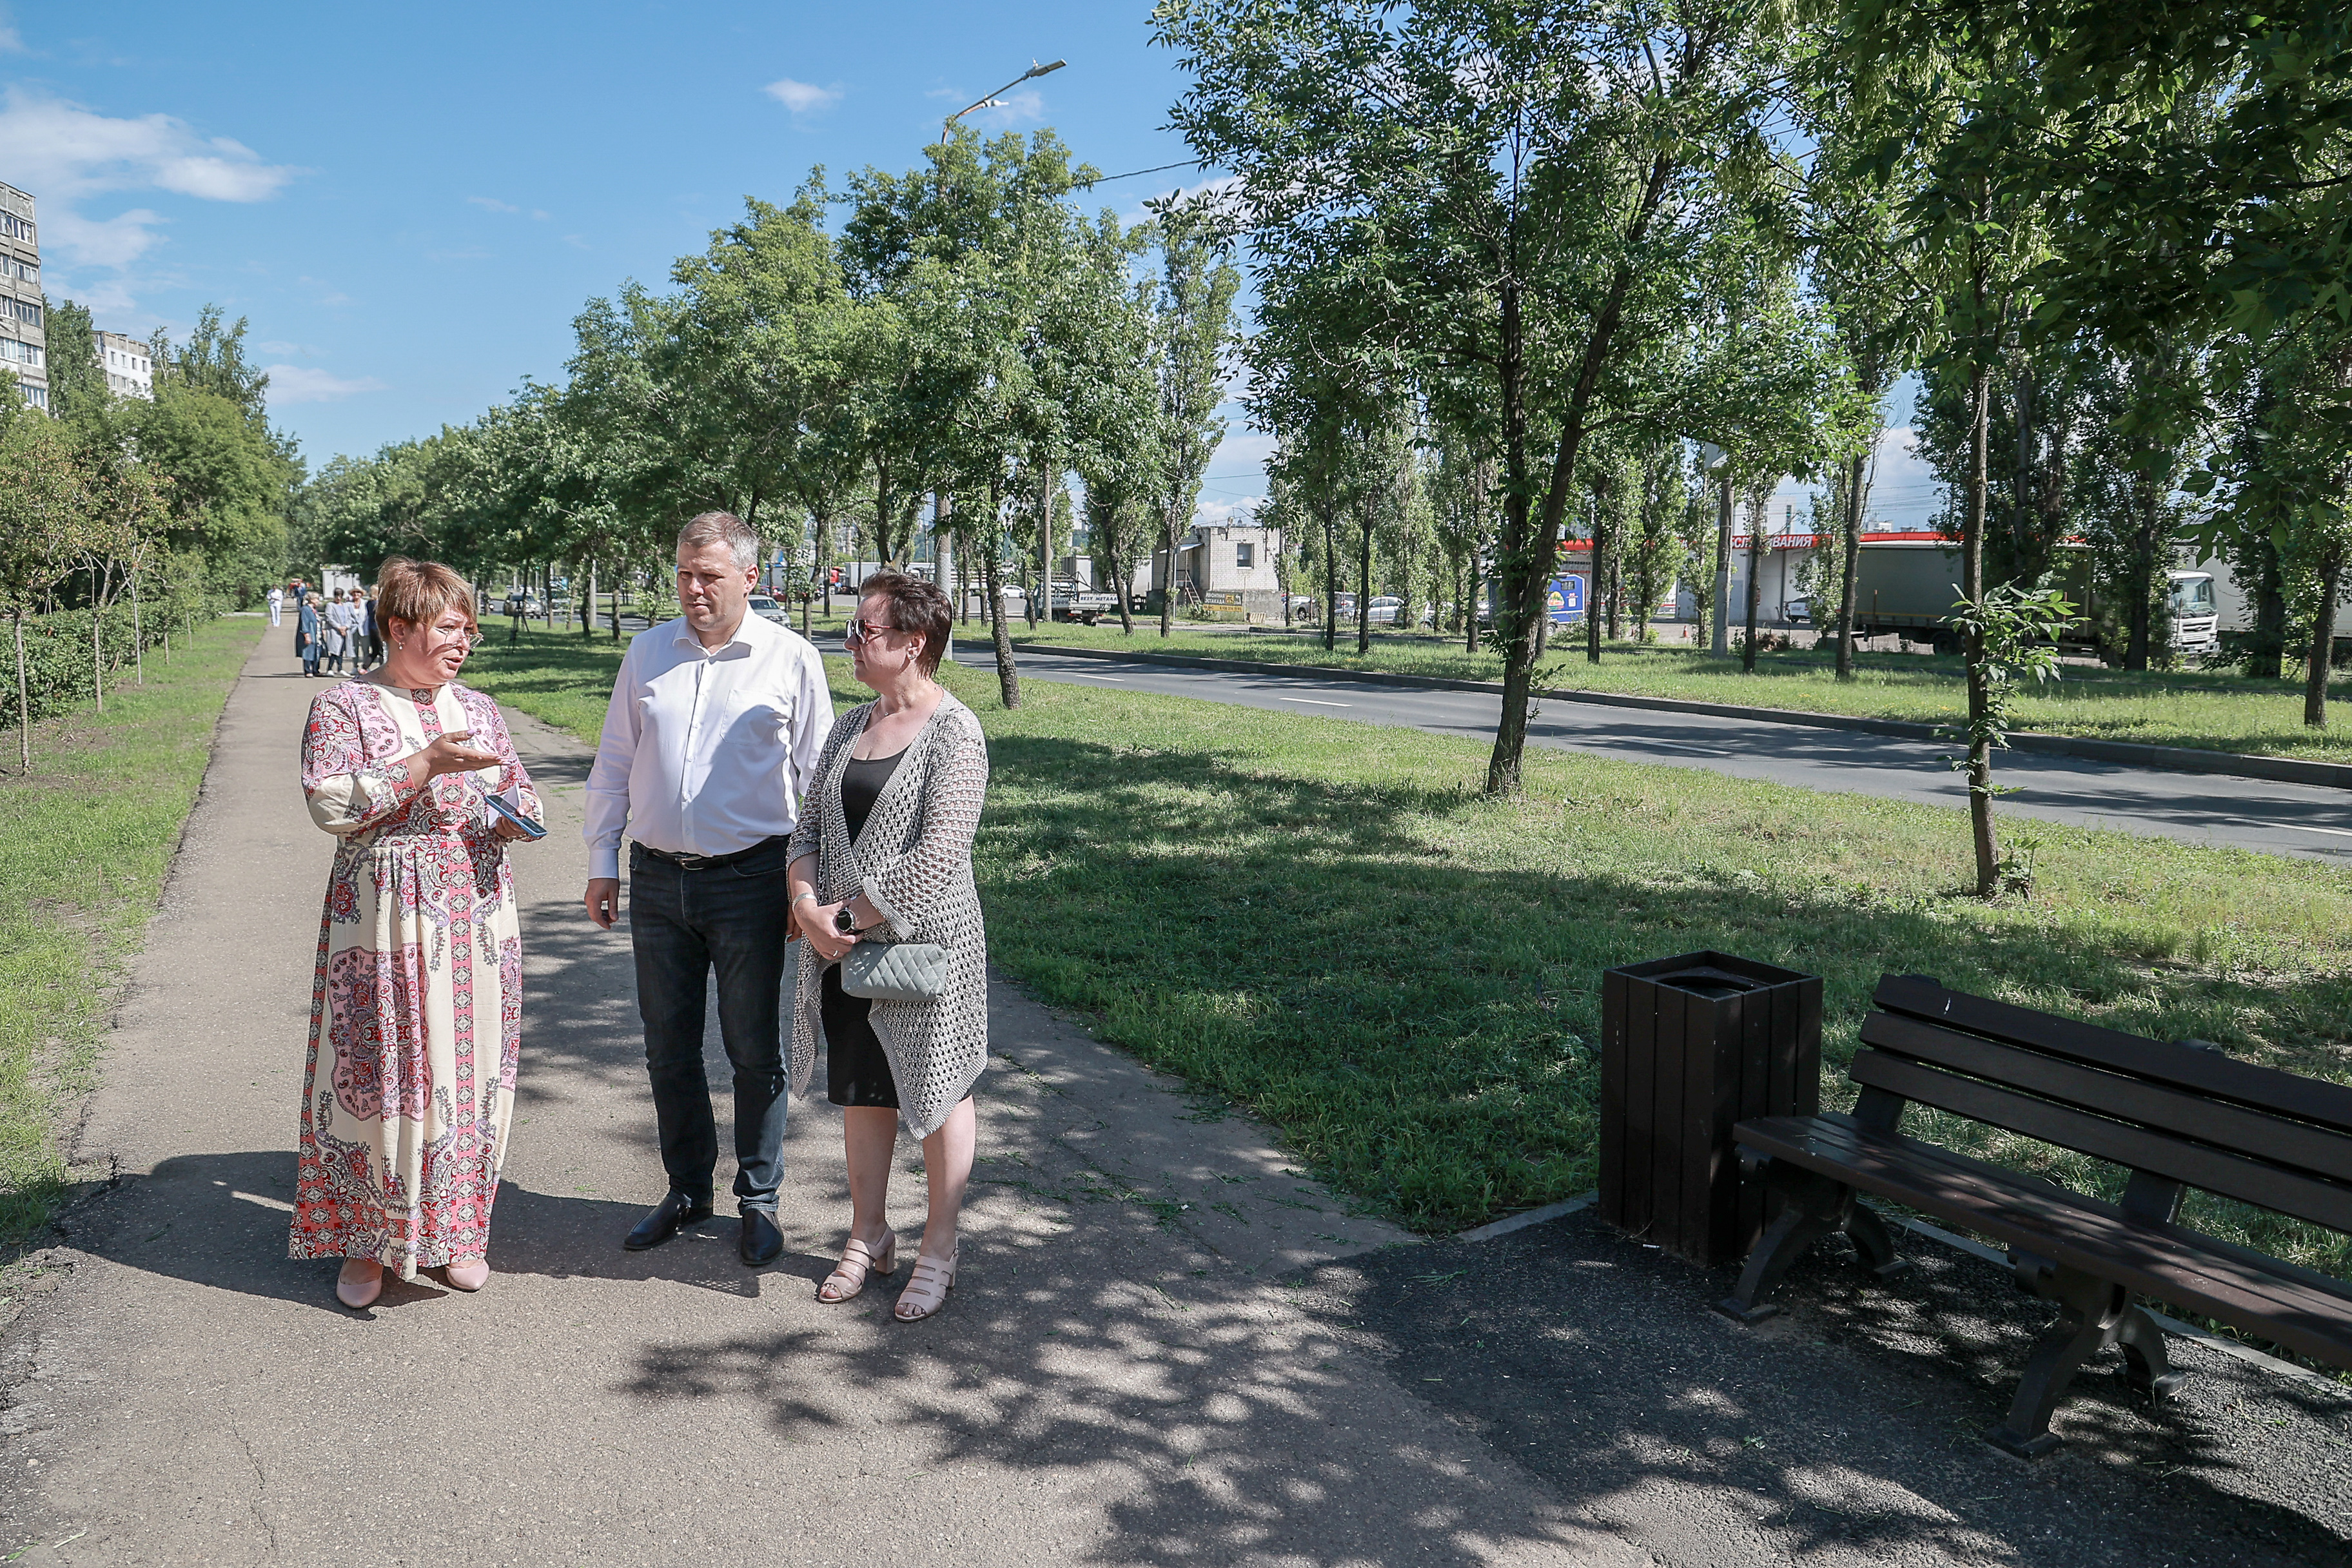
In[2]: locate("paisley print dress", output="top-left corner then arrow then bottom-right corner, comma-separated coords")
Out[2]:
289,678 -> 543,1277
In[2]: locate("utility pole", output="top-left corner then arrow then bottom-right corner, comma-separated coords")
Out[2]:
1035,455 -> 1054,631
932,491 -> 955,662
1700,443 -> 1733,656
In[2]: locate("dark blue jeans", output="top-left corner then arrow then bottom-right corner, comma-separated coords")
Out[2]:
629,836 -> 792,1213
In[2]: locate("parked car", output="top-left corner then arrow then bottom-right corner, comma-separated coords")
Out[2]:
747,593 -> 791,627
1367,595 -> 1405,625
502,591 -> 542,617
1785,596 -> 1812,625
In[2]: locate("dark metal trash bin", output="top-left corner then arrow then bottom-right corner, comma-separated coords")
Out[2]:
1599,950 -> 1821,1267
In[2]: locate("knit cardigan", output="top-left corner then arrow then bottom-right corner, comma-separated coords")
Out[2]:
787,691 -> 990,1137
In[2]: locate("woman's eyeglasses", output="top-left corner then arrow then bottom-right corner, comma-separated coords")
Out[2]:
844,618 -> 893,649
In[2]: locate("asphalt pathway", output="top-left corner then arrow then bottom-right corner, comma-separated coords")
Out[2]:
948,640 -> 2349,865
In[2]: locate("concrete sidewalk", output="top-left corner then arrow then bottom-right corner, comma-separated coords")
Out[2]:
0,632 -> 1625,1566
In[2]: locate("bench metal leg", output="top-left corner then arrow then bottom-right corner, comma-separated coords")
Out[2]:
1714,1164 -> 1889,1324
1843,1201 -> 1910,1281
1987,1251 -> 2182,1459
2114,1304 -> 2187,1400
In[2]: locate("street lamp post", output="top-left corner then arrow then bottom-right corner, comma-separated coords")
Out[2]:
944,59 -> 1068,639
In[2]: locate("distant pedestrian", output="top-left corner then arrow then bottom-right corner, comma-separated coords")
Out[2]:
292,556 -> 545,1309
790,570 -> 990,1322
325,590 -> 359,675
267,585 -> 284,628
583,511 -> 834,1268
297,594 -> 320,677
362,590 -> 382,669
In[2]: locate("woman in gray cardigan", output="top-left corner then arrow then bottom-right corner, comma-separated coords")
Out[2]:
786,571 -> 989,1322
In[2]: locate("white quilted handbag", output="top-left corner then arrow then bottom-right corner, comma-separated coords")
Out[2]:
838,940 -> 951,1002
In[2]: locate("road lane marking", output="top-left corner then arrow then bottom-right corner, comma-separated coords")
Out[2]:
1050,672 -> 1128,681
2269,822 -> 2352,838
1276,696 -> 1353,707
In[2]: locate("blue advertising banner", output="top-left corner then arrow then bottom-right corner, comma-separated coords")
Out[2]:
1546,575 -> 1586,623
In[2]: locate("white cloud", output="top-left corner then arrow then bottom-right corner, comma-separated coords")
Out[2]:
763,77 -> 841,115
0,24 -> 22,55
43,205 -> 165,267
262,364 -> 385,404
0,88 -> 295,207
467,195 -> 520,213
0,87 -> 294,311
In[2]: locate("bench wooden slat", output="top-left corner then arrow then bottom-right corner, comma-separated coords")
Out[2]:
1871,974 -> 2352,1136
1850,1048 -> 2352,1235
1859,1011 -> 2352,1185
1736,1113 -> 2352,1370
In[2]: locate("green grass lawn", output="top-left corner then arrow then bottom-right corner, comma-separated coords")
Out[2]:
0,615 -> 262,1248
463,627 -> 2352,1284
1015,622 -> 2352,764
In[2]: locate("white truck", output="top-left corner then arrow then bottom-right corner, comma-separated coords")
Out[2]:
1048,581 -> 1123,624
1841,536 -> 2219,656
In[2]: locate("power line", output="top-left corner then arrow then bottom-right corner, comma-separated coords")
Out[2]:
1072,158 -> 1206,188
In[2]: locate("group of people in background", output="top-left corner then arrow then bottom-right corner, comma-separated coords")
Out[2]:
282,576 -> 383,678
291,513 -> 989,1328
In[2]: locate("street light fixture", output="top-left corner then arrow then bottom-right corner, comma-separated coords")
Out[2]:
946,59 -> 1066,130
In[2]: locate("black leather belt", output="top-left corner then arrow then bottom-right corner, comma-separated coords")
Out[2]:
634,835 -> 787,870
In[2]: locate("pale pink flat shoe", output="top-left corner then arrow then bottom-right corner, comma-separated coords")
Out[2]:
335,1259 -> 384,1309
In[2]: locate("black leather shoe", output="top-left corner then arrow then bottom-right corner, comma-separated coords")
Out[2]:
740,1209 -> 783,1267
623,1192 -> 712,1251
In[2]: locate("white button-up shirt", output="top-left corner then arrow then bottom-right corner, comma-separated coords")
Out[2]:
583,612 -> 834,879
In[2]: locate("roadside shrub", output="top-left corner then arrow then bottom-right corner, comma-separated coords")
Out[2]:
0,596 -> 224,730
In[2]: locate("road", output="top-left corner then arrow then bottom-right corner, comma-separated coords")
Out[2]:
927,639 -> 2347,865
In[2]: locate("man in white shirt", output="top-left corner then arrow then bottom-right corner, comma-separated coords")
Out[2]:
583,511 -> 834,1266
266,584 -> 284,627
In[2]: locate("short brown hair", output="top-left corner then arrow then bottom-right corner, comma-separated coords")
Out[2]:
859,570 -> 953,674
375,557 -> 476,636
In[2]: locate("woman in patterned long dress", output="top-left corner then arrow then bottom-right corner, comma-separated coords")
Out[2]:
290,558 -> 544,1310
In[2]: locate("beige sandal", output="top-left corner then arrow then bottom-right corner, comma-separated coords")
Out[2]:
894,1248 -> 957,1322
818,1230 -> 897,1302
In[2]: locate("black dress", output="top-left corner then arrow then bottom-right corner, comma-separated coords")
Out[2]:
822,749 -> 907,1108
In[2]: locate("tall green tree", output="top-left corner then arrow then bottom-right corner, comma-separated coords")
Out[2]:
1162,0 -> 1807,790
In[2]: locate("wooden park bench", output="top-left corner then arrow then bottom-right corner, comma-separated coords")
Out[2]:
1714,973 -> 2352,1458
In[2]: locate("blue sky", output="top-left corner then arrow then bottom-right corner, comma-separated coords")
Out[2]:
2,0 -> 1937,529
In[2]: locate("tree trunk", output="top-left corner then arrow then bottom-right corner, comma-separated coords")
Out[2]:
1741,515 -> 1764,672
1585,486 -> 1605,666
932,492 -> 957,662
1355,506 -> 1373,656
1157,504 -> 1180,638
1036,454 -> 1054,632
1963,346 -> 1999,897
982,507 -> 1021,709
1710,471 -> 1734,656
2124,466 -> 2160,671
92,596 -> 104,714
1322,505 -> 1340,654
1836,449 -> 1866,680
2307,544 -> 2344,728
2247,530 -> 2286,679
14,607 -> 28,771
132,579 -> 144,683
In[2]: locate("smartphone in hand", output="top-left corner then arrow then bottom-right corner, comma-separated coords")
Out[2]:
481,789 -> 547,839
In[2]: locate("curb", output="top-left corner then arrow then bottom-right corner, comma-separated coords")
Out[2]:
1014,642 -> 2352,792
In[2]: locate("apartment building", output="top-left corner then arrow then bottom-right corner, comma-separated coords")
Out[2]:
97,330 -> 154,400
0,182 -> 46,413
